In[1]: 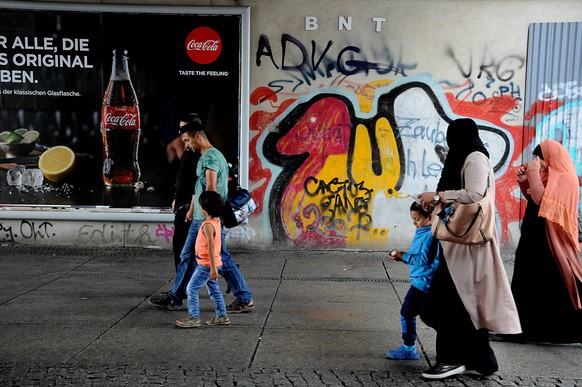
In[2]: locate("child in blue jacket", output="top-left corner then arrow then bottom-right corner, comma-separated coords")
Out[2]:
386,202 -> 440,360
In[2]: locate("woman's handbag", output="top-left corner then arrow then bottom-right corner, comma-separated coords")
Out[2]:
431,185 -> 495,245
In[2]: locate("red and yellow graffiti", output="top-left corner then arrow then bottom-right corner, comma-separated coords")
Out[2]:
251,79 -> 523,247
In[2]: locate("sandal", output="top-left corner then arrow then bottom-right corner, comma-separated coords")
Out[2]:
175,316 -> 201,328
206,316 -> 230,326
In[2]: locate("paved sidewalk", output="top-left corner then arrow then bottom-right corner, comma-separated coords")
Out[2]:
0,244 -> 581,386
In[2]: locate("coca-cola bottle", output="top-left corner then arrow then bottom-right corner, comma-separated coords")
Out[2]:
100,49 -> 141,187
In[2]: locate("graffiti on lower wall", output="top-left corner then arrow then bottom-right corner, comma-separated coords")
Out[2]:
251,34 -> 526,247
0,219 -> 255,247
0,220 -> 175,246
0,220 -> 55,243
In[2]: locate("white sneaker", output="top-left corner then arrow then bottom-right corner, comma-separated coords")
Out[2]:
421,363 -> 466,379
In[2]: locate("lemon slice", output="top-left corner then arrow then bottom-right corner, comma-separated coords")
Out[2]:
21,130 -> 40,144
38,145 -> 76,183
14,128 -> 28,136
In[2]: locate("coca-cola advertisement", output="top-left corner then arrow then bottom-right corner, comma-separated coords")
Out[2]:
0,3 -> 245,211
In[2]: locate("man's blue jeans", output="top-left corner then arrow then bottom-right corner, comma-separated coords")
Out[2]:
186,265 -> 227,318
169,219 -> 253,307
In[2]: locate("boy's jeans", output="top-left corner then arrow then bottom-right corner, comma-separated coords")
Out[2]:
169,220 -> 253,307
186,265 -> 227,318
400,285 -> 428,346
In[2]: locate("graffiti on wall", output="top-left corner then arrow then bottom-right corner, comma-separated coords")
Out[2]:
535,100 -> 582,172
0,219 -> 254,247
256,34 -> 417,91
0,220 -> 175,246
0,220 -> 55,243
529,98 -> 582,226
251,33 -> 526,247
258,81 -> 512,247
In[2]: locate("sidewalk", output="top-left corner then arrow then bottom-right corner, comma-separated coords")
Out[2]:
0,244 -> 580,386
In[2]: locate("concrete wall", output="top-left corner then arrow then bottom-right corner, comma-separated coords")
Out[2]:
3,0 -> 582,250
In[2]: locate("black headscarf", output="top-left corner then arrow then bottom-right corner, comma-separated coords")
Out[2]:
436,118 -> 489,191
533,144 -> 544,160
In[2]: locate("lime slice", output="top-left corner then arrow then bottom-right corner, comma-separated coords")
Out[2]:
14,128 -> 28,135
0,131 -> 10,142
21,130 -> 40,144
4,132 -> 24,144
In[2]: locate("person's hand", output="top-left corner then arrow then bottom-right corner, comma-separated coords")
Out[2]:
528,156 -> 541,171
210,268 -> 219,280
171,199 -> 176,214
417,191 -> 437,211
186,207 -> 193,222
516,163 -> 528,183
388,250 -> 403,261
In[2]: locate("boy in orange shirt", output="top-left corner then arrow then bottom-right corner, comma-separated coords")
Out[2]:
175,191 -> 230,328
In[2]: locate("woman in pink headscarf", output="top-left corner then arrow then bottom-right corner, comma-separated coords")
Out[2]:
500,139 -> 582,343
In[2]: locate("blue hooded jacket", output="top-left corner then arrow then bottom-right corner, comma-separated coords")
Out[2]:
401,225 -> 440,293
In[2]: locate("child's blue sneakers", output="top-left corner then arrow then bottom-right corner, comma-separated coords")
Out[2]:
386,345 -> 420,360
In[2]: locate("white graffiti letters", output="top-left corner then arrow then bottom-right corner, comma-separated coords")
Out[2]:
397,117 -> 446,145
538,81 -> 581,101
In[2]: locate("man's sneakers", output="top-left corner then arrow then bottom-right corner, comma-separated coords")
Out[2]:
226,299 -> 254,313
148,293 -> 183,311
386,345 -> 420,360
175,316 -> 201,328
421,363 -> 466,379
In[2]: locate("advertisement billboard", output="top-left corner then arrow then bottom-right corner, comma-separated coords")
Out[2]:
0,1 -> 249,219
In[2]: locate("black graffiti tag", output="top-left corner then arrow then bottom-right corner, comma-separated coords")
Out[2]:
0,220 -> 55,242
0,222 -> 16,243
256,34 -> 417,86
19,220 -> 55,239
304,176 -> 373,239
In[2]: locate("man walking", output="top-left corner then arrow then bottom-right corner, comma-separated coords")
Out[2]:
168,113 -> 200,271
149,118 -> 254,313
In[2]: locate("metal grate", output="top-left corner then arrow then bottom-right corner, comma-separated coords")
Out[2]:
524,23 -> 582,161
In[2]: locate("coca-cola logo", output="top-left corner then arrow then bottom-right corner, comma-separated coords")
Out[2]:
104,112 -> 138,127
185,27 -> 222,65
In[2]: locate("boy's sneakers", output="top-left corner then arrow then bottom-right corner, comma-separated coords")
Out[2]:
148,293 -> 183,311
386,345 -> 420,360
421,363 -> 466,379
206,316 -> 231,326
226,299 -> 254,313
